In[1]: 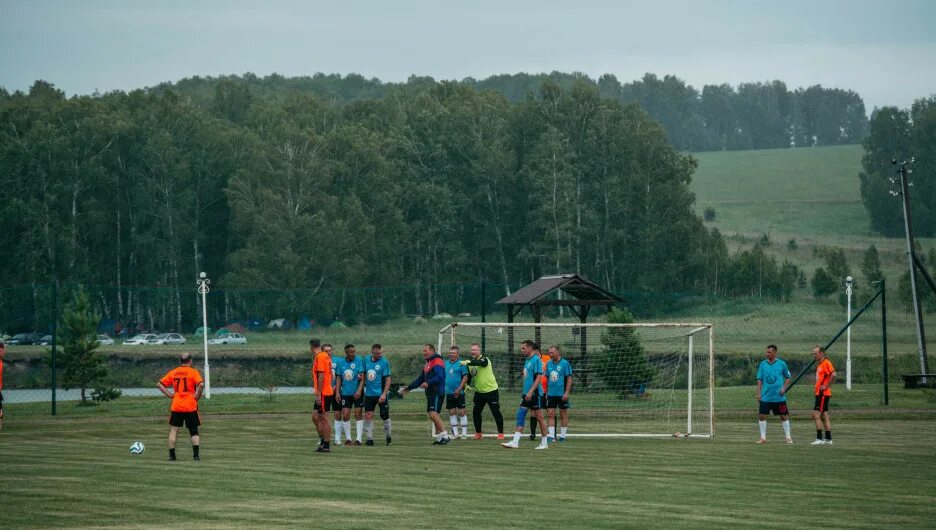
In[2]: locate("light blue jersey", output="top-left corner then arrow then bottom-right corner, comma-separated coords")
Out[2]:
331,355 -> 341,391
363,356 -> 391,397
756,359 -> 790,402
546,358 -> 573,397
522,355 -> 543,395
336,355 -> 365,396
445,359 -> 468,395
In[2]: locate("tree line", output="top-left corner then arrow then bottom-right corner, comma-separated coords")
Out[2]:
0,76 -> 867,331
152,71 -> 868,153
859,96 -> 936,237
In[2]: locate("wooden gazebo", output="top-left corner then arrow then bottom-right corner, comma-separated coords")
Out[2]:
496,274 -> 624,387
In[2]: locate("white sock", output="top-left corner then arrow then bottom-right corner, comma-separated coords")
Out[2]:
343,421 -> 352,441
512,432 -> 521,444
383,419 -> 392,437
537,434 -> 549,447
356,420 -> 364,441
759,420 -> 767,439
365,420 -> 374,440
548,426 -> 555,438
560,426 -> 568,437
450,415 -> 458,436
334,420 -> 341,443
782,420 -> 791,438
460,415 -> 468,436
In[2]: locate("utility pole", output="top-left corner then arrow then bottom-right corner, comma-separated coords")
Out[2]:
894,158 -> 928,380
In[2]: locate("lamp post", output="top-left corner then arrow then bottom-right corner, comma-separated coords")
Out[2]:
845,275 -> 853,390
197,272 -> 211,399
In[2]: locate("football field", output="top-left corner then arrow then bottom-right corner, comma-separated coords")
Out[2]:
1,394 -> 935,528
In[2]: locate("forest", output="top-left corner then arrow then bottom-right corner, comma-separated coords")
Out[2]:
2,72 -> 930,330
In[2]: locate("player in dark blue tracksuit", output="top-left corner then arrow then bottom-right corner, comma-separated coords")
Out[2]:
399,344 -> 451,444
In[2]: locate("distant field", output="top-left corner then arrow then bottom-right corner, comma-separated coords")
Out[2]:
690,145 -> 934,275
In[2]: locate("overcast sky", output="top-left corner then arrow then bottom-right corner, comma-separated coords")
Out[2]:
2,0 -> 934,110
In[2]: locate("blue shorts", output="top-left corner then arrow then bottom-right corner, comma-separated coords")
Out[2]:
426,394 -> 445,413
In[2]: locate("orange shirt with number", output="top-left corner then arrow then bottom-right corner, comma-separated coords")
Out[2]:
312,351 -> 335,396
814,358 -> 835,397
159,365 -> 204,412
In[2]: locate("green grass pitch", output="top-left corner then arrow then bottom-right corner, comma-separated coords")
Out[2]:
1,389 -> 935,528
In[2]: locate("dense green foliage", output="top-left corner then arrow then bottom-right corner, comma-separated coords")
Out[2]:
53,287 -> 105,403
153,71 -> 868,151
597,308 -> 653,397
859,97 -> 936,237
1,76 -> 827,332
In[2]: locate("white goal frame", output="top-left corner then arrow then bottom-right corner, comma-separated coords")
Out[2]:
437,321 -> 715,439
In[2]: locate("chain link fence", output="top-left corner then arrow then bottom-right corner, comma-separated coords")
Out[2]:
0,280 -> 928,412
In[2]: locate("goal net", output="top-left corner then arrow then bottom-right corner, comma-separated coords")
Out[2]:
437,322 -> 715,438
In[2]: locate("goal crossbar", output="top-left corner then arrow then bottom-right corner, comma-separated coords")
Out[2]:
436,321 -> 716,439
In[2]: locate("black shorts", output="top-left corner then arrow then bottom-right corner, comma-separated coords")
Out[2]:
546,396 -> 570,410
363,395 -> 387,413
169,411 -> 200,433
446,393 -> 466,410
339,395 -> 363,409
313,394 -> 334,414
520,393 -> 543,410
473,389 -> 500,409
426,394 -> 445,413
813,395 -> 831,412
758,401 -> 789,416
330,395 -> 344,412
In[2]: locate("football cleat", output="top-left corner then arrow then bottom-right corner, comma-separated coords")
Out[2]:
810,439 -> 826,445
365,440 -> 374,446
756,438 -> 767,444
784,438 -> 794,444
501,441 -> 519,449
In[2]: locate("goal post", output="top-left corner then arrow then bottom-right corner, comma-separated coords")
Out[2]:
438,321 -> 715,438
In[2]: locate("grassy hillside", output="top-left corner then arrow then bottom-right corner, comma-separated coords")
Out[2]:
690,145 -> 934,276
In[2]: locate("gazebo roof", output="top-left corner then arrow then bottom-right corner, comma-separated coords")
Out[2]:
496,274 -> 624,306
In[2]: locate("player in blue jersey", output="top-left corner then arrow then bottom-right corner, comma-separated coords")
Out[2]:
545,345 -> 573,442
501,340 -> 549,450
335,344 -> 365,445
444,346 -> 470,439
362,343 -> 393,446
756,344 -> 792,444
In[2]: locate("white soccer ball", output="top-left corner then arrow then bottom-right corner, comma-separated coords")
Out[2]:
129,441 -> 145,455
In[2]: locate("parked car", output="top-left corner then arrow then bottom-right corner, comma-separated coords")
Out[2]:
124,333 -> 158,345
97,334 -> 115,346
7,332 -> 43,345
208,333 -> 247,345
152,333 -> 186,345
38,334 -> 53,345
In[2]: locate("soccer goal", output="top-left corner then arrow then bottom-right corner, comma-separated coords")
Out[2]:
438,322 -> 715,438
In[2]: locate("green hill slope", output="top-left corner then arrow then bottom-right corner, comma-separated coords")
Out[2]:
689,144 -> 933,276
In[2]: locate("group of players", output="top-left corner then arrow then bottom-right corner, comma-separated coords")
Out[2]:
755,344 -> 837,445
148,337 -> 837,461
309,338 -> 575,452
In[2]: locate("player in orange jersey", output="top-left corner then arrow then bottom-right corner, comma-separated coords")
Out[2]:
810,345 -> 837,445
530,344 -> 550,440
310,338 -> 335,452
157,352 -> 205,461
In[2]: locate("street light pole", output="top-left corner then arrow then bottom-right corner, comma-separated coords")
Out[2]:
845,275 -> 853,390
197,272 -> 211,399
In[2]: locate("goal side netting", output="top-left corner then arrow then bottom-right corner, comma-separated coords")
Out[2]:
438,322 -> 715,438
